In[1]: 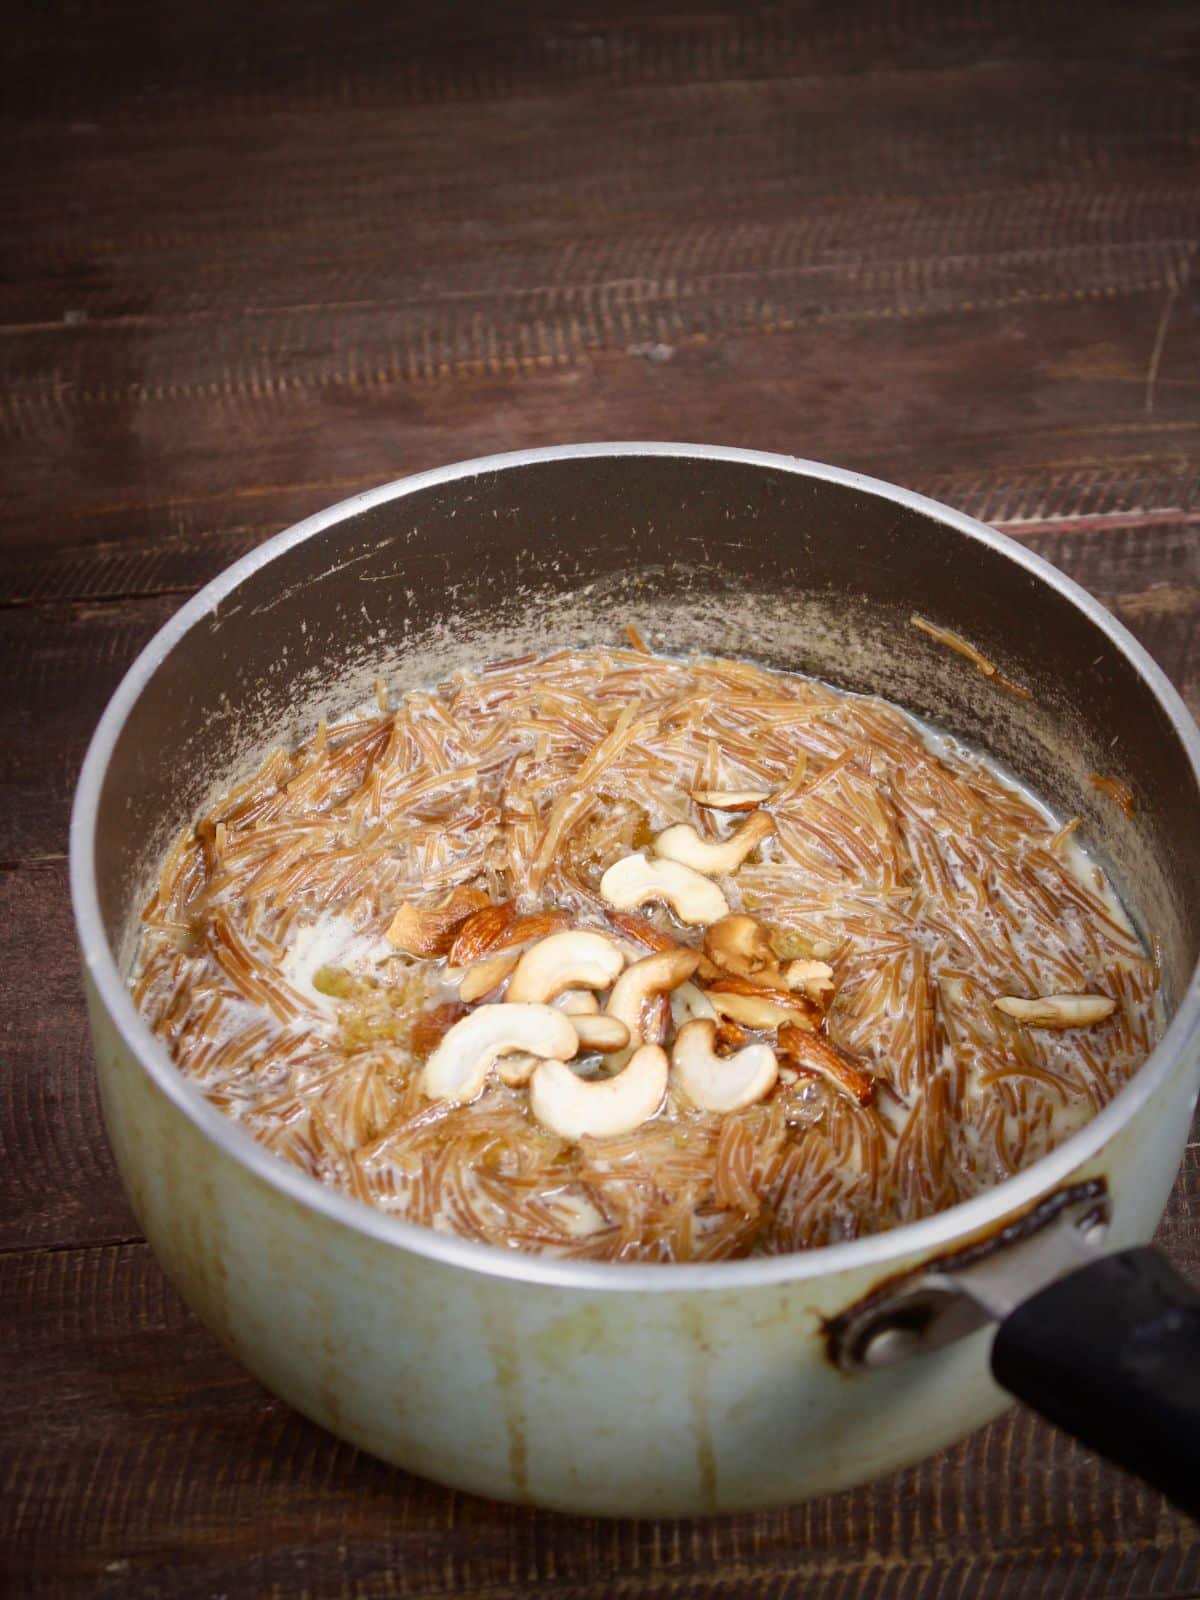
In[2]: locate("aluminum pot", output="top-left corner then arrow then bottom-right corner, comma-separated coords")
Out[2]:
70,444 -> 1200,1517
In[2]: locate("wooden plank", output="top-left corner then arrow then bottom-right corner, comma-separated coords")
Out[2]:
0,596 -> 183,865
2,1179 -> 1199,1600
1,284 -> 1198,597
0,861 -> 137,1252
6,0 -> 1197,136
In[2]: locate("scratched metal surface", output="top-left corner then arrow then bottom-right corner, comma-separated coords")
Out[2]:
2,1 -> 1199,1594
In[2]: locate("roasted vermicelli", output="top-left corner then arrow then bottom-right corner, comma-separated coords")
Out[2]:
133,647 -> 1158,1261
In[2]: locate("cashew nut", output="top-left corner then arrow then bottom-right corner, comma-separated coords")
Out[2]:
706,976 -> 819,1032
600,853 -> 729,925
495,1051 -> 540,1087
529,1044 -> 669,1140
671,1020 -> 779,1112
606,946 -> 701,1052
704,914 -> 777,979
994,993 -> 1116,1029
554,989 -> 601,1016
421,1003 -> 578,1103
572,1014 -> 632,1052
782,958 -> 836,999
504,929 -> 626,1006
669,979 -> 717,1031
689,788 -> 772,812
652,809 -> 775,877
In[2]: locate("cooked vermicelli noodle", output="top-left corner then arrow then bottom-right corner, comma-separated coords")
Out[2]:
132,647 -> 1158,1261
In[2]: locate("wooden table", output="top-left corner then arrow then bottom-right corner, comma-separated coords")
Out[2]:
4,2 -> 1199,1593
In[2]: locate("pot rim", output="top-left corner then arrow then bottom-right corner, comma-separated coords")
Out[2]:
69,441 -> 1200,1293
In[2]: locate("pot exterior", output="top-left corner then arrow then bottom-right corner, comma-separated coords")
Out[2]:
86,971 -> 1200,1517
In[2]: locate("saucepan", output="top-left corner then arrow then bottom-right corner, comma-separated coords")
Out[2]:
70,444 -> 1200,1517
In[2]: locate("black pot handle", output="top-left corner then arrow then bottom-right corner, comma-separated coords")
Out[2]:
991,1245 -> 1200,1517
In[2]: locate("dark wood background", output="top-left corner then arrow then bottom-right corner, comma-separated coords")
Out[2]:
3,1 -> 1200,1594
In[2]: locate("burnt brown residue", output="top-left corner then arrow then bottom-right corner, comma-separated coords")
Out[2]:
480,1292 -> 530,1500
681,1302 -> 718,1512
823,1177 -> 1109,1372
1090,772 -> 1137,818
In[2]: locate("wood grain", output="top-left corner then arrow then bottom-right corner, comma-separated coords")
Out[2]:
3,1195 -> 1199,1600
3,0 -> 1200,1593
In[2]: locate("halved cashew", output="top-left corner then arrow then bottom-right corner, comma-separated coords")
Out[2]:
671,1020 -> 778,1112
689,788 -> 771,812
706,976 -> 818,1032
994,993 -> 1116,1029
572,1014 -> 631,1052
457,948 -> 521,1004
505,929 -> 626,1005
670,979 -> 717,1031
782,958 -> 836,999
606,947 -> 701,1051
652,810 -> 775,877
704,914 -> 777,980
495,1051 -> 540,1087
529,1044 -> 669,1140
421,1004 -> 578,1103
600,853 -> 729,924
555,990 -> 601,1015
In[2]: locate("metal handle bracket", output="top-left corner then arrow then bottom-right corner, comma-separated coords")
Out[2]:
826,1180 -> 1110,1374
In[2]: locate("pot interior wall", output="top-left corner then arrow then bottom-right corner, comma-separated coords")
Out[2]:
92,453 -> 1200,1009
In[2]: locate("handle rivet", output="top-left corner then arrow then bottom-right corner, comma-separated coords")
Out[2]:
861,1324 -> 920,1370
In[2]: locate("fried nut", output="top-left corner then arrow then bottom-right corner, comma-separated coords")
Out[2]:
671,1019 -> 778,1113
669,979 -> 718,1030
605,947 -> 702,1053
993,993 -> 1117,1029
386,886 -> 491,956
706,975 -> 820,1032
529,1044 -> 669,1140
456,947 -> 521,1004
600,853 -> 729,924
704,914 -> 777,980
688,788 -> 772,812
421,1003 -> 579,1103
781,958 -> 836,1000
605,910 -> 680,952
554,990 -> 601,1016
505,929 -> 626,1005
447,901 -> 517,965
652,810 -> 775,877
777,1023 -> 875,1106
571,1014 -> 632,1052
495,1051 -> 540,1086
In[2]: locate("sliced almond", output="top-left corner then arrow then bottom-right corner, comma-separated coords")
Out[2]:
778,1023 -> 875,1106
993,993 -> 1117,1029
457,948 -> 522,1004
386,886 -> 491,956
448,901 -> 517,965
410,1001 -> 470,1057
689,788 -> 771,812
605,910 -> 680,953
